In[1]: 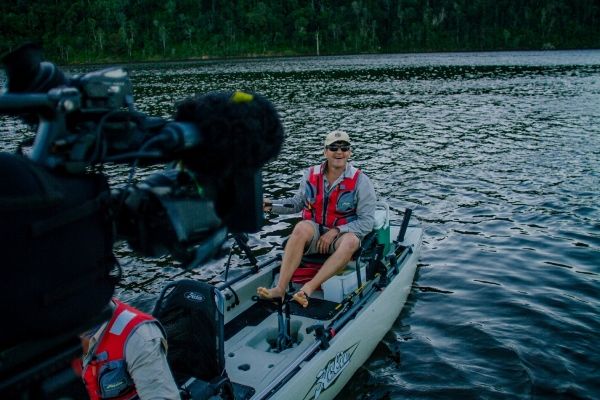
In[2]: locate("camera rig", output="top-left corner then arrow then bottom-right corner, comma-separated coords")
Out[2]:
0,43 -> 284,397
1,42 -> 284,260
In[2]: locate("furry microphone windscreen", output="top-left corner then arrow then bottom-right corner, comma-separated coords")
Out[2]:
173,90 -> 284,176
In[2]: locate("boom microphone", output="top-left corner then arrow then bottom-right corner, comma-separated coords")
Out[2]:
172,90 -> 284,233
173,90 -> 284,175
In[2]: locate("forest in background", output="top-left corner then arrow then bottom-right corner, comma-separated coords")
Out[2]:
1,0 -> 599,64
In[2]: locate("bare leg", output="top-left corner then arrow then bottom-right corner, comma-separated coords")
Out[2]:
257,220 -> 315,299
294,233 -> 360,307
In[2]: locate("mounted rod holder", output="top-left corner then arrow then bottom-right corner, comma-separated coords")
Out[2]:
233,233 -> 258,266
396,208 -> 412,242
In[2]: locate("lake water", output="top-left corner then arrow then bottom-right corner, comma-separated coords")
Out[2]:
1,51 -> 599,399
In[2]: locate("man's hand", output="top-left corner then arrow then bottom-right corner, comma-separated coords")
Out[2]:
317,227 -> 339,253
263,197 -> 272,213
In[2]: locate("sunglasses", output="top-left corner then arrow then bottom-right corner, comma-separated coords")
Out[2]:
327,145 -> 350,152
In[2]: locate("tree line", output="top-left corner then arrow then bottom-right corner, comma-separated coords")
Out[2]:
1,0 -> 599,64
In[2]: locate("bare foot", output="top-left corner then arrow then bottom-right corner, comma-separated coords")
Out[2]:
257,286 -> 285,300
292,290 -> 309,308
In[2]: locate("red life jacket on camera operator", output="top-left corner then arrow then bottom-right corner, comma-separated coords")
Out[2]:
82,299 -> 159,400
301,162 -> 361,228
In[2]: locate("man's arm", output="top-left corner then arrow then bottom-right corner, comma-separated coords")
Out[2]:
125,323 -> 181,400
336,173 -> 376,240
268,170 -> 308,214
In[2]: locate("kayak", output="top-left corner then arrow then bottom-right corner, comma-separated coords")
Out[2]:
155,206 -> 423,400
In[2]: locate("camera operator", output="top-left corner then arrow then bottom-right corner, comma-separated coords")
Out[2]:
78,298 -> 180,400
0,43 -> 284,399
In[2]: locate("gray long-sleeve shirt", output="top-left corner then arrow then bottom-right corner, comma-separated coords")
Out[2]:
271,162 -> 376,240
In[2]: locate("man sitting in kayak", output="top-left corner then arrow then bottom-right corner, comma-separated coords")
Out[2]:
259,130 -> 376,307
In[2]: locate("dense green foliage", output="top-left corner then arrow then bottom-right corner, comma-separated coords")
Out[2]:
2,0 -> 599,63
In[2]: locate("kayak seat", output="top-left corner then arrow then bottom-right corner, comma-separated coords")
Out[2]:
291,231 -> 377,285
152,279 -> 235,400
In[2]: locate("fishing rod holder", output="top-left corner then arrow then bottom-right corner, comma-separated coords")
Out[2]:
306,324 -> 330,350
396,208 -> 413,242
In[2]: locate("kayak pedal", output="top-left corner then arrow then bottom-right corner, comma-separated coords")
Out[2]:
275,297 -> 293,352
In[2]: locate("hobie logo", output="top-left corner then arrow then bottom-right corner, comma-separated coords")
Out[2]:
304,343 -> 359,400
184,291 -> 205,302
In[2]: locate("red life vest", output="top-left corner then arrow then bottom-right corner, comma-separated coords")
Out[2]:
301,163 -> 361,228
82,300 -> 157,400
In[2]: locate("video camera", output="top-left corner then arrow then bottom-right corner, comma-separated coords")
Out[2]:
0,43 -> 284,397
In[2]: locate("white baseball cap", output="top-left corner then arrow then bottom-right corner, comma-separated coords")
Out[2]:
324,130 -> 351,146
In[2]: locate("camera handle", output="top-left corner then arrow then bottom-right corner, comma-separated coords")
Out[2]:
0,88 -> 82,166
1,90 -> 203,171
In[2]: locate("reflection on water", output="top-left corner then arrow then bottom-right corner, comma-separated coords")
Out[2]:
1,51 -> 599,399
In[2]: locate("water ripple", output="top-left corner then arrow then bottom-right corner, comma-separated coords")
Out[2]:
2,51 -> 600,399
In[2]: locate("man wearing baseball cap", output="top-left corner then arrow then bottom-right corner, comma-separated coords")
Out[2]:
259,130 -> 376,307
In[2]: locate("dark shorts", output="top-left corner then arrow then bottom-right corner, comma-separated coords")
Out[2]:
304,221 -> 345,255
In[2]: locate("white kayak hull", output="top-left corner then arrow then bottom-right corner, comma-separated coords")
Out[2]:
222,225 -> 422,400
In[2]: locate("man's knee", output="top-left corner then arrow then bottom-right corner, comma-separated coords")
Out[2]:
291,220 -> 316,241
336,233 -> 360,253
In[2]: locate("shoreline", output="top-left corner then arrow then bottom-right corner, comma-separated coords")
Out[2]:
56,47 -> 600,67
